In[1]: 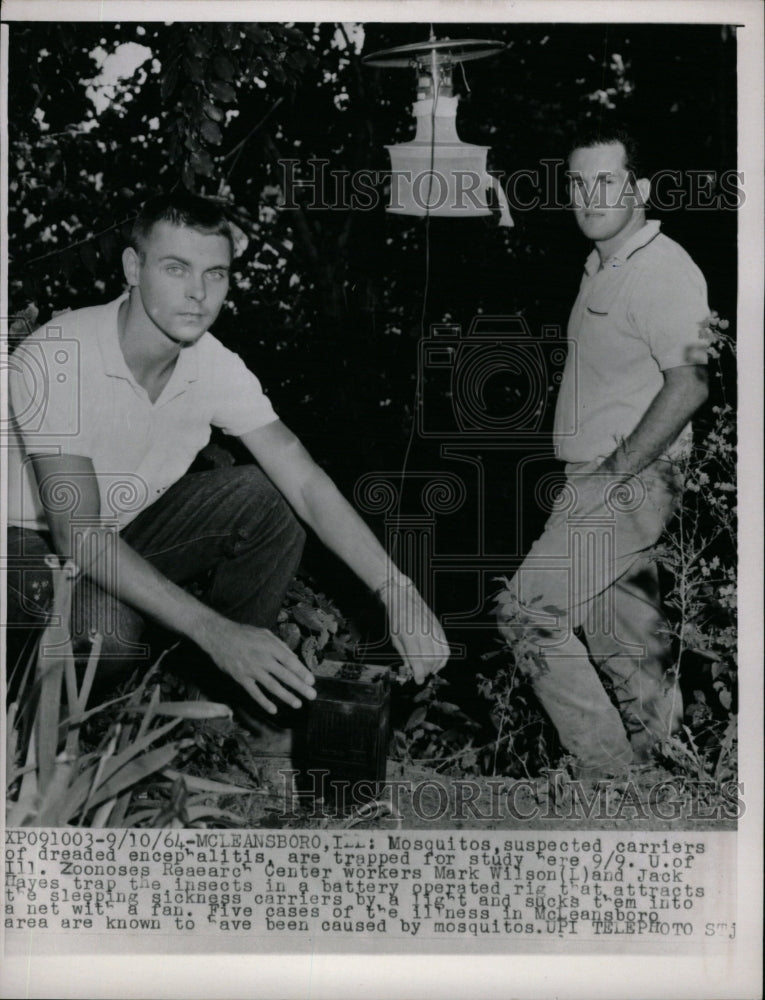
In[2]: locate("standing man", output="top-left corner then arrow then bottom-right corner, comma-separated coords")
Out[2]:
7,191 -> 448,714
497,127 -> 710,777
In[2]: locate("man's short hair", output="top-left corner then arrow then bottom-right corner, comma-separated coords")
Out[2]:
130,191 -> 235,256
567,124 -> 644,183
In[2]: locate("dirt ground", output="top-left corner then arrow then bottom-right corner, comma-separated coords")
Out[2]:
197,719 -> 737,833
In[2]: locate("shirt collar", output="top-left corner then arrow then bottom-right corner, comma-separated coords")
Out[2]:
584,219 -> 662,276
97,292 -> 200,387
97,293 -> 132,378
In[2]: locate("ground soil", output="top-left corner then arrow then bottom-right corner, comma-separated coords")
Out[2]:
198,719 -> 736,833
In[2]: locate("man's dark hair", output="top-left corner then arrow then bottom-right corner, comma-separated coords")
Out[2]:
567,124 -> 644,183
130,191 -> 235,256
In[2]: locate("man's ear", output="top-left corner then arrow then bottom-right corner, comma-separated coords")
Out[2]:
636,176 -> 651,207
122,246 -> 140,287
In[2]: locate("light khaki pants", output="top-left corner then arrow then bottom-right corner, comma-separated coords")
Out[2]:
497,458 -> 683,775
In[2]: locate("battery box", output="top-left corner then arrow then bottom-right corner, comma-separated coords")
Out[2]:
296,660 -> 391,808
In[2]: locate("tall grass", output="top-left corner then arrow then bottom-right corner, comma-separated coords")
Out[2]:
6,557 -> 250,827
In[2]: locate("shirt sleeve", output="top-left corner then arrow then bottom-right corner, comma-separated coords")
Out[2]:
8,333 -> 93,457
204,336 -> 279,436
631,250 -> 711,370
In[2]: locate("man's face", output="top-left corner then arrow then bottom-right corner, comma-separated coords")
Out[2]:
568,141 -> 647,253
125,221 -> 232,344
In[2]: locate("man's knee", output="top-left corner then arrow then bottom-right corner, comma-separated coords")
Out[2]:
222,465 -> 306,552
70,581 -> 146,653
208,464 -> 283,499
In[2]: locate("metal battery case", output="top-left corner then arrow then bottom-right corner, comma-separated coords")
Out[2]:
299,660 -> 391,806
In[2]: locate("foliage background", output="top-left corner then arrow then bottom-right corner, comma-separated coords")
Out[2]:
6,20 -> 738,785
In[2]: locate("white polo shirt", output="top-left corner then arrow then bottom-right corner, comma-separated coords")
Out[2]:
553,221 -> 710,464
7,294 -> 278,530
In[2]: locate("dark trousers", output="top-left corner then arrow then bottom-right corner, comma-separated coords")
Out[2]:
5,466 -> 305,688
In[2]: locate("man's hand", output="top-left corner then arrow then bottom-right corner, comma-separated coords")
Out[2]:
598,364 -> 708,477
201,619 -> 317,715
380,579 -> 450,684
27,452 -> 317,716
241,422 -> 452,682
597,449 -> 631,478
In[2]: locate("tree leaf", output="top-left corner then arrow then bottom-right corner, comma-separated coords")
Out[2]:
301,635 -> 319,669
278,621 -> 301,651
200,119 -> 222,146
183,56 -> 206,84
405,705 -> 427,731
203,101 -> 224,122
80,241 -> 98,275
285,51 -> 308,72
60,247 -> 76,280
280,26 -> 305,44
162,768 -> 251,794
269,64 -> 287,85
185,805 -> 246,824
66,717 -> 181,815
420,721 -> 442,733
186,32 -> 210,58
291,602 -> 323,632
243,24 -> 270,44
219,23 -> 242,51
189,149 -> 214,176
97,231 -> 118,261
79,744 -> 182,814
291,603 -> 338,635
154,700 -> 233,720
209,79 -> 236,104
213,55 -> 236,82
160,63 -> 179,102
435,701 -> 464,717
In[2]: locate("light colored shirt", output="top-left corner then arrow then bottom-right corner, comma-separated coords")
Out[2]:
553,220 -> 710,464
7,293 -> 278,530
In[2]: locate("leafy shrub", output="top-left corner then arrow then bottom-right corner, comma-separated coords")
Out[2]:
653,318 -> 737,781
277,575 -> 360,668
389,673 -> 483,776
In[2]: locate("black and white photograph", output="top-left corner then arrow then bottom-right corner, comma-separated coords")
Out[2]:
1,1 -> 762,997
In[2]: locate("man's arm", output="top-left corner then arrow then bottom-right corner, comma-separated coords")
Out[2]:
239,421 -> 450,683
29,453 -> 316,714
598,364 -> 708,476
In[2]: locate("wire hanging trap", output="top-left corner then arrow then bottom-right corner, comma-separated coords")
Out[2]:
363,36 -> 512,226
